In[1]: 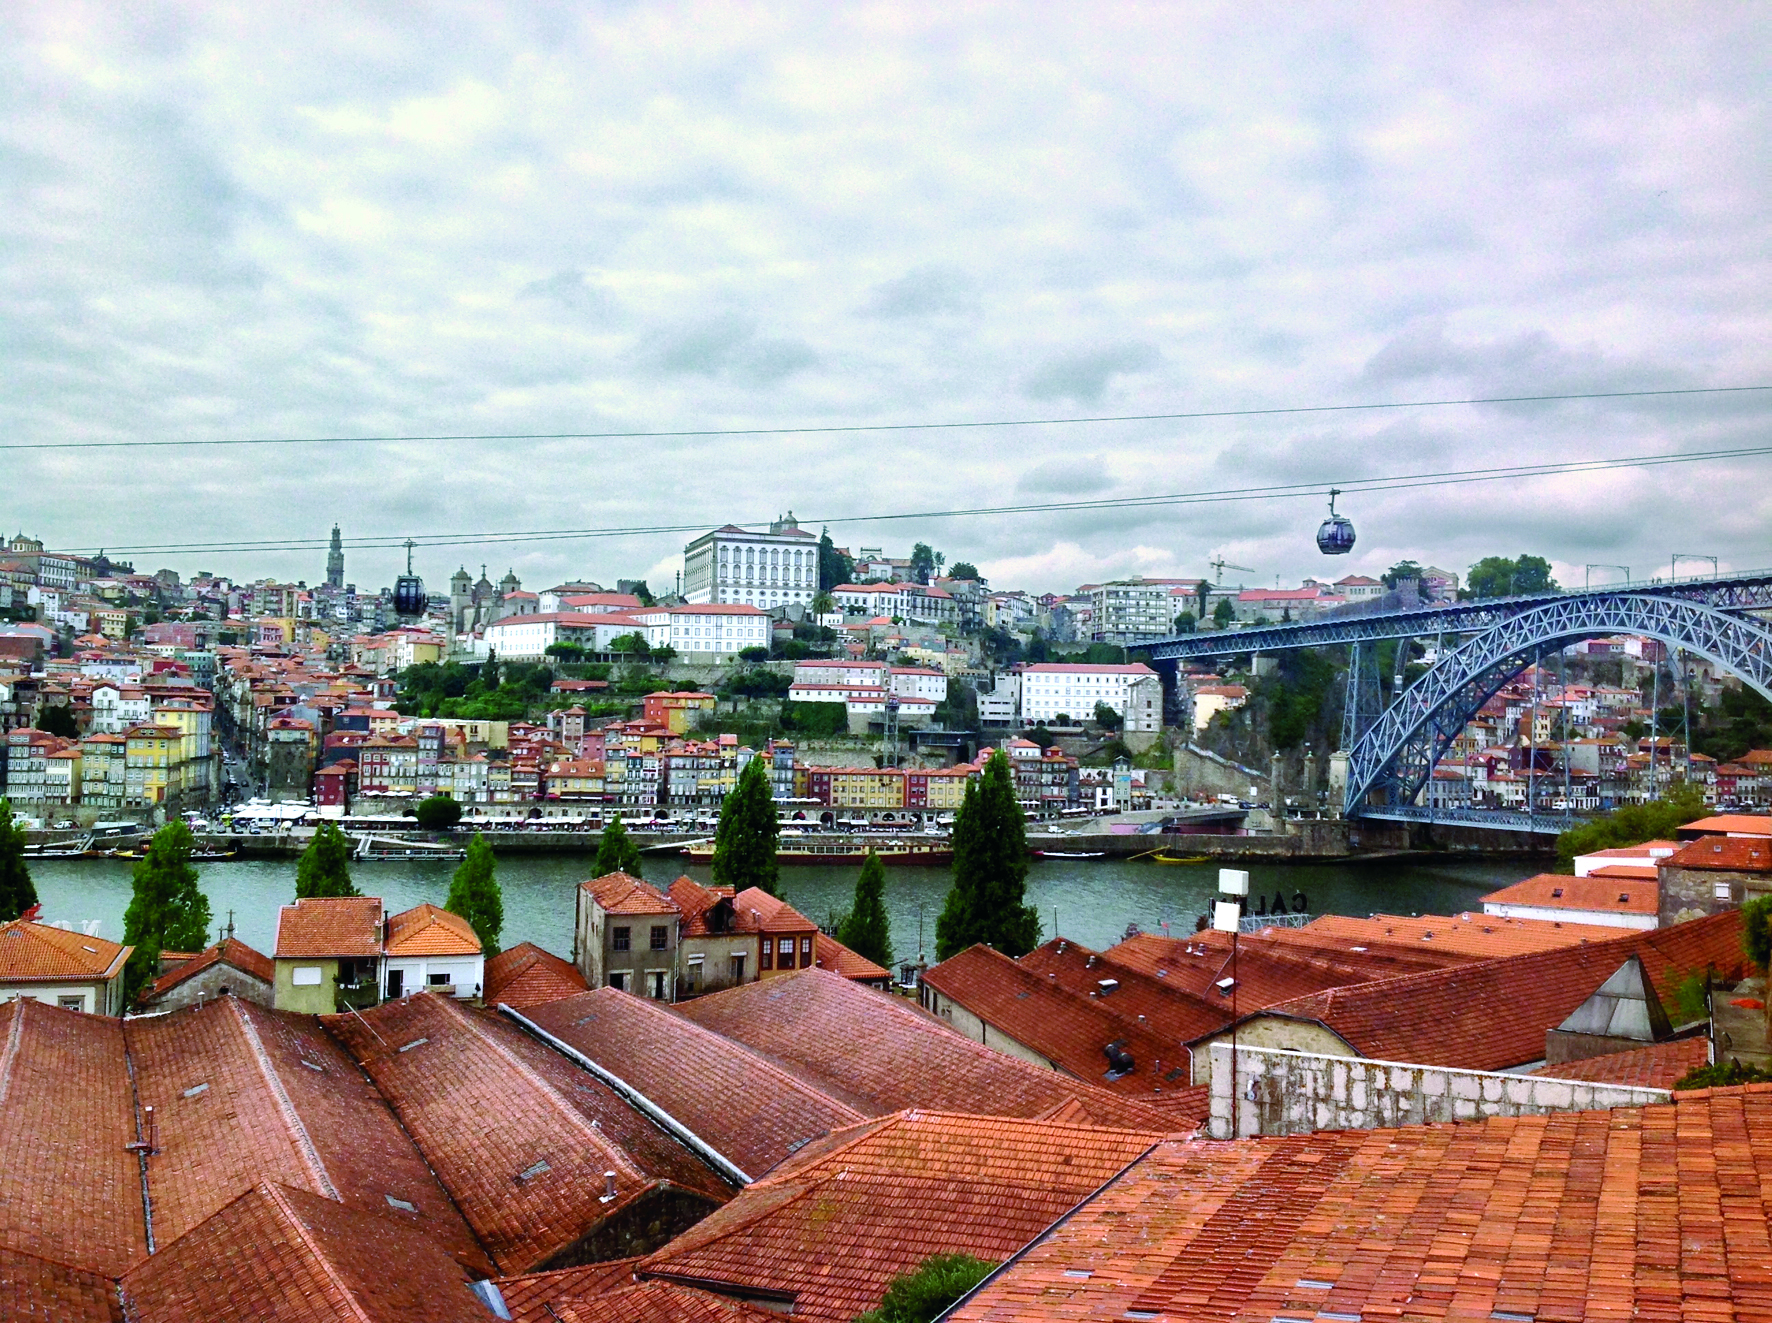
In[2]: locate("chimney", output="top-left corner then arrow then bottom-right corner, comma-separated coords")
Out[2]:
603,1171 -> 618,1201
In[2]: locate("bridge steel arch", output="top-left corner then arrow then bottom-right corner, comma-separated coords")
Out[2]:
1343,594 -> 1772,818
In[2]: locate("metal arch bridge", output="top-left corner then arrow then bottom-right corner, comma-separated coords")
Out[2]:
1144,570 -> 1772,831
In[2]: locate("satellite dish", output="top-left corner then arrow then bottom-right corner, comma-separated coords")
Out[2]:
1316,489 -> 1356,556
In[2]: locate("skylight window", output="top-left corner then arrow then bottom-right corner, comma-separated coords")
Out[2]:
516,1159 -> 552,1184
385,1195 -> 415,1212
398,1037 -> 429,1053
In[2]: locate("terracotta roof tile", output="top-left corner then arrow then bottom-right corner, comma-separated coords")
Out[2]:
731,887 -> 816,935
494,1258 -> 778,1323
1481,872 -> 1659,915
1677,813 -> 1772,837
0,919 -> 130,982
675,968 -> 1175,1130
125,996 -> 490,1273
384,902 -> 482,956
1019,937 -> 1232,1044
493,1259 -> 643,1323
144,937 -> 274,1003
0,1000 -> 146,1276
325,993 -> 734,1273
520,988 -> 865,1180
641,1111 -> 1161,1323
1302,909 -> 1632,953
950,1086 -> 1772,1323
120,1182 -> 489,1323
1533,1035 -> 1711,1089
812,932 -> 890,983
1249,910 -> 1748,1072
484,942 -> 589,1009
579,872 -> 681,917
1667,835 -> 1772,871
0,1244 -> 121,1323
273,896 -> 384,959
923,945 -> 1202,1109
667,877 -> 732,937
1104,926 -> 1471,1010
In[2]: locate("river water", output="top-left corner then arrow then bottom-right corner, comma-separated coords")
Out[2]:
25,853 -> 1527,967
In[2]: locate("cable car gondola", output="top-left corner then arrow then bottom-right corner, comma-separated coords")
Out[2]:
1316,488 -> 1356,556
394,538 -> 427,618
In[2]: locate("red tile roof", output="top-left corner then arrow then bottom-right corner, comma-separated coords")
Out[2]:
325,993 -> 733,1273
0,919 -> 130,982
484,941 -> 589,1009
520,987 -> 865,1180
119,1182 -> 489,1323
494,1260 -> 644,1323
1247,910 -> 1748,1072
0,1000 -> 145,1276
1018,937 -> 1233,1045
642,1111 -> 1161,1323
730,887 -> 815,935
144,937 -> 275,1003
1533,1035 -> 1711,1089
580,872 -> 680,917
124,996 -> 489,1273
923,945 -> 1202,1110
1666,835 -> 1772,871
273,896 -> 384,959
667,876 -> 733,937
812,932 -> 890,983
384,902 -> 482,956
1677,813 -> 1771,837
1303,910 -> 1631,955
675,968 -> 1175,1130
1481,872 -> 1659,916
949,1086 -> 1772,1323
0,1244 -> 119,1323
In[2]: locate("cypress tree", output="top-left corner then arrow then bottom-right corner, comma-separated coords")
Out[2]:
295,821 -> 359,899
122,820 -> 213,1005
595,812 -> 643,878
712,757 -> 780,895
444,832 -> 504,956
935,751 -> 1039,960
836,848 -> 892,967
0,798 -> 38,923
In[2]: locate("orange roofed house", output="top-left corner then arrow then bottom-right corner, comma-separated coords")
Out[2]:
273,896 -> 484,1012
0,917 -> 133,1015
575,872 -> 682,1001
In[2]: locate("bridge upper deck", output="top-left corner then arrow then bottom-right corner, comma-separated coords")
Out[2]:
1147,568 -> 1772,661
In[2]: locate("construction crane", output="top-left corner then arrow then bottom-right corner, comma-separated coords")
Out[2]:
1209,556 -> 1255,585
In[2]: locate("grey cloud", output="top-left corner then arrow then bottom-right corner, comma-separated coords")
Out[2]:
518,269 -> 622,320
644,317 -> 818,385
863,264 -> 978,318
1022,344 -> 1161,404
1016,456 -> 1114,495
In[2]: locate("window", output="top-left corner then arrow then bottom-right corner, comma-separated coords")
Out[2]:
649,970 -> 667,999
428,972 -> 451,986
800,935 -> 814,968
612,926 -> 631,951
650,925 -> 668,951
291,966 -> 323,986
778,938 -> 794,959
729,953 -> 746,982
609,971 -> 629,991
59,995 -> 85,1010
760,943 -> 773,971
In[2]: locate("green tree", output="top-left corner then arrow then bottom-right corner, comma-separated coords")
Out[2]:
1554,784 -> 1707,871
910,542 -> 937,585
1094,700 -> 1122,731
295,821 -> 359,898
1467,554 -> 1558,599
936,752 -> 1039,960
1743,894 -> 1772,973
712,757 -> 780,895
836,850 -> 892,967
0,798 -> 38,923
812,590 -> 836,614
122,821 -> 213,1005
445,833 -> 504,957
1674,1059 -> 1772,1091
609,632 -> 651,657
1381,560 -> 1424,590
37,704 -> 78,738
1212,597 -> 1235,627
947,562 -> 980,581
818,527 -> 854,592
856,1253 -> 997,1323
1172,610 -> 1197,634
414,793 -> 463,830
595,813 -> 643,878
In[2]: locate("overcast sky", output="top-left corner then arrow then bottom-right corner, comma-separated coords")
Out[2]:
4,3 -> 1768,598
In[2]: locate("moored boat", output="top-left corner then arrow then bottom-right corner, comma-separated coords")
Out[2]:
683,837 -> 952,866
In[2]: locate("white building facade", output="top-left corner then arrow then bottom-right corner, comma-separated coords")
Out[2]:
1020,663 -> 1163,727
682,515 -> 820,609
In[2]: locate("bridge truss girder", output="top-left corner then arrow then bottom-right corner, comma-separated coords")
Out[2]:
1343,594 -> 1772,818
1147,571 -> 1772,663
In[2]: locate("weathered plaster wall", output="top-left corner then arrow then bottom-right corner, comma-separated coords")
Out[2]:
1206,1042 -> 1669,1139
